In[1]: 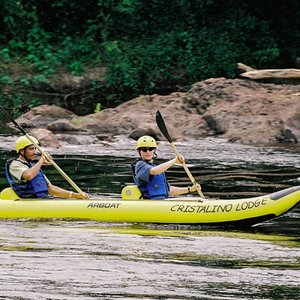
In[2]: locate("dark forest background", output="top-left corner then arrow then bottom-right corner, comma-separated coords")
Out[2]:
1,0 -> 300,116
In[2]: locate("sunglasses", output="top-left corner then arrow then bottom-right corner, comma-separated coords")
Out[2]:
140,147 -> 156,152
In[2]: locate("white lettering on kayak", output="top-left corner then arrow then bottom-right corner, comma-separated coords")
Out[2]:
87,202 -> 121,209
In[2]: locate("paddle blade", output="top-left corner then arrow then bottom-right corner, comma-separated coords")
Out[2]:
156,111 -> 173,143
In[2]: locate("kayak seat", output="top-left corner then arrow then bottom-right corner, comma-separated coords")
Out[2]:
121,185 -> 143,200
0,187 -> 20,200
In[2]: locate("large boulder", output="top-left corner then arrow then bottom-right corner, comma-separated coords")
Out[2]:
72,78 -> 299,145
14,104 -> 76,129
29,128 -> 61,148
75,92 -> 207,141
7,78 -> 300,146
184,78 -> 300,144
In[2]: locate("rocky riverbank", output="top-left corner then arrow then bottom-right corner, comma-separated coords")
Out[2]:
2,77 -> 299,149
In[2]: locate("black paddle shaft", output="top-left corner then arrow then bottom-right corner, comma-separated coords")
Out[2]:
0,106 -> 27,135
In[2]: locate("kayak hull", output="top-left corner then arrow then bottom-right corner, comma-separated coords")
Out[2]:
0,186 -> 299,226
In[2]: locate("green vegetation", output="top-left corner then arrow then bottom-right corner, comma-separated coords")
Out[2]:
1,0 -> 300,116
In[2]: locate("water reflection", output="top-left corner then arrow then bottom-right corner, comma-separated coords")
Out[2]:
0,220 -> 299,300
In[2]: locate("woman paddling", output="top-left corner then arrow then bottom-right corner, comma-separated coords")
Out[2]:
132,135 -> 200,199
6,135 -> 89,199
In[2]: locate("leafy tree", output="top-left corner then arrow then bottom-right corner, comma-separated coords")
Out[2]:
0,0 -> 299,114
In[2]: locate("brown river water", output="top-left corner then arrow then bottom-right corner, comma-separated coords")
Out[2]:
0,135 -> 299,299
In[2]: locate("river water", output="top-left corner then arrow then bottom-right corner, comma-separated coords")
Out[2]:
0,135 -> 299,299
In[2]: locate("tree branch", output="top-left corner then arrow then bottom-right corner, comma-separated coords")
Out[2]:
238,63 -> 300,79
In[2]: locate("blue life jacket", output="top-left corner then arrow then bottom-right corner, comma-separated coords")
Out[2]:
5,159 -> 49,198
131,159 -> 169,200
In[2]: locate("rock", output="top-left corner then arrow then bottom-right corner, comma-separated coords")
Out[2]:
74,92 -> 204,141
29,128 -> 61,148
281,128 -> 298,143
96,134 -> 115,142
8,78 -> 300,146
202,115 -> 225,135
14,104 -> 76,129
49,67 -> 106,92
55,133 -> 100,145
47,119 -> 80,132
54,134 -> 79,145
129,126 -> 162,141
186,78 -> 300,145
285,113 -> 300,143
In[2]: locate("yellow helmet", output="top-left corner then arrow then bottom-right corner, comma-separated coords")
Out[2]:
136,135 -> 157,149
16,135 -> 39,153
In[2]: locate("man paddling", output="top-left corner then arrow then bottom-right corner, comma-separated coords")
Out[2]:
132,135 -> 200,199
6,135 -> 89,199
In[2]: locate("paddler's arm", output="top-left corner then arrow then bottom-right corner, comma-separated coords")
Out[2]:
22,155 -> 46,180
48,184 -> 89,199
150,154 -> 185,175
169,183 -> 201,196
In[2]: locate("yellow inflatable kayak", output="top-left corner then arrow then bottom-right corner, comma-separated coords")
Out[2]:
0,185 -> 299,226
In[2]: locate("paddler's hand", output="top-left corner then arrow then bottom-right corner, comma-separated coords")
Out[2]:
71,191 -> 90,199
80,192 -> 90,199
41,152 -> 53,165
190,183 -> 201,193
175,153 -> 185,165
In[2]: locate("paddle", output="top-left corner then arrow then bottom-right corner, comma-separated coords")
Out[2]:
155,110 -> 205,199
0,105 -> 86,197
